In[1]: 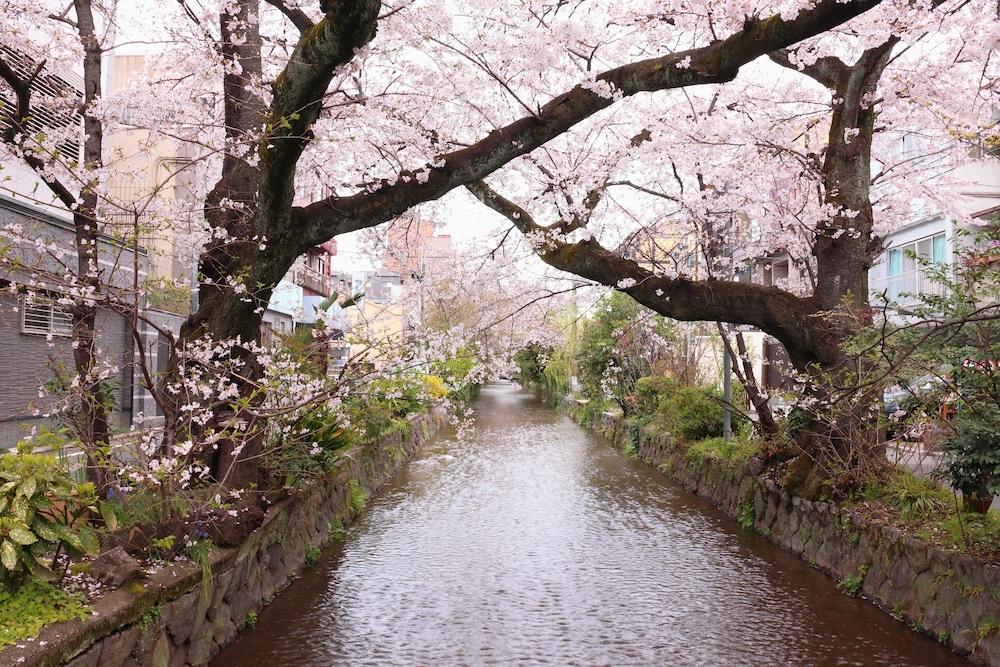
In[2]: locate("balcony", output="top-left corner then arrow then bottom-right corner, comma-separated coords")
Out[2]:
292,266 -> 333,296
871,268 -> 946,307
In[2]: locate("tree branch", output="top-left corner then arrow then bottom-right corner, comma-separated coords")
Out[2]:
262,0 -> 314,33
294,0 -> 888,246
465,179 -> 822,365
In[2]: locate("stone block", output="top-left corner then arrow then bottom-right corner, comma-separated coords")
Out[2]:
98,627 -> 140,667
165,590 -> 198,644
65,642 -> 102,667
90,547 -> 142,588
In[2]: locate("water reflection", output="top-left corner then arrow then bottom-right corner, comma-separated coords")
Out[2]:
213,384 -> 962,666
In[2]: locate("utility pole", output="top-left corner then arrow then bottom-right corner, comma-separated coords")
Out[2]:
723,339 -> 732,442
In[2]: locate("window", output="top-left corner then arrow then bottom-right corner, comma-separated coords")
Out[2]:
885,232 -> 946,302
21,297 -> 73,337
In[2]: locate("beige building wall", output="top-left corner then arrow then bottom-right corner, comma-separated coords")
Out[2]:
103,54 -> 199,308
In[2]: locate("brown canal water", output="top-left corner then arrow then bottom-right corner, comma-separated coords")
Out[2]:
212,384 -> 965,667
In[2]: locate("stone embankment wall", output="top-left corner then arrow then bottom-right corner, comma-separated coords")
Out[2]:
577,402 -> 1000,667
8,411 -> 445,667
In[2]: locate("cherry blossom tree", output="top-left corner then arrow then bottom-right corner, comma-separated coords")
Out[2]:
3,0 -> 996,494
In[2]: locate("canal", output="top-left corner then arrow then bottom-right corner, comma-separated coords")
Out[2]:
212,384 -> 964,666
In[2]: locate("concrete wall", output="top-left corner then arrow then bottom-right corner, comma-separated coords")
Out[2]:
576,403 -> 1000,667
1,410 -> 444,667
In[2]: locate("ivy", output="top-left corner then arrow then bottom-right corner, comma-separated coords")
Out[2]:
0,580 -> 89,649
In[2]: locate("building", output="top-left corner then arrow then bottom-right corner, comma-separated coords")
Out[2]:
384,219 -> 454,279
102,52 -> 200,316
0,195 -> 148,447
870,158 -> 1000,315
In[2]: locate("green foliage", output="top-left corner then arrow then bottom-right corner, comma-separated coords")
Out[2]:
663,386 -> 725,442
940,405 -> 1000,512
185,539 -> 214,597
738,501 -> 755,532
575,292 -> 673,414
437,349 -> 479,404
838,565 -> 869,597
513,342 -> 552,386
919,511 -> 1000,556
327,517 -> 345,542
246,609 -> 258,629
144,277 -> 192,314
346,373 -> 426,442
347,479 -> 368,517
860,470 -> 950,522
633,375 -> 682,415
0,579 -> 89,649
540,348 -> 568,397
137,603 -> 164,632
685,435 -> 761,465
0,446 -> 100,590
269,406 -> 355,483
149,535 -> 177,561
978,620 -> 1000,640
304,545 -> 322,567
856,228 -> 1000,512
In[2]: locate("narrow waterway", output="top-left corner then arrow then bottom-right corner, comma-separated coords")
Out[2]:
213,384 -> 964,666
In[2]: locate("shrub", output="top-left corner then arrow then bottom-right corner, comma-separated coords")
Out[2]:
268,406 -> 355,482
662,386 -> 724,442
513,343 -> 552,386
633,375 -> 681,416
940,406 -> 1000,513
423,374 -> 449,400
0,446 -> 100,590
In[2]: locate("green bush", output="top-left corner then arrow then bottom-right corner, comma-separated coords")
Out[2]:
346,374 -> 425,441
265,406 -> 356,484
633,375 -> 681,416
662,386 -> 724,442
513,343 -> 552,386
0,446 -> 100,590
940,405 -> 1000,513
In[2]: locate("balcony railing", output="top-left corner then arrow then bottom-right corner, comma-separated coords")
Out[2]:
292,266 -> 333,296
871,268 -> 946,306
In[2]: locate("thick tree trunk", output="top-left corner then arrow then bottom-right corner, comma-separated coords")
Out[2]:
773,41 -> 897,497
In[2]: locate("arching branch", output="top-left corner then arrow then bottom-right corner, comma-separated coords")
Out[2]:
294,0 -> 889,246
465,180 -> 822,366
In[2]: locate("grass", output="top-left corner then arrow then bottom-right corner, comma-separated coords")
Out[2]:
0,580 -> 90,649
852,468 -> 1000,564
858,471 -> 950,522
304,546 -> 322,567
685,435 -> 761,465
347,478 -> 369,517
